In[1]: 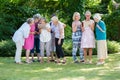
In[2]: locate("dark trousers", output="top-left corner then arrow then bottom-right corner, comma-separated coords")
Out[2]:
31,37 -> 40,53
55,38 -> 64,58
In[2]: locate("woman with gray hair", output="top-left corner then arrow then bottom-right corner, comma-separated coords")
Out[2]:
12,18 -> 34,64
51,16 -> 66,64
93,13 -> 108,65
30,13 -> 41,62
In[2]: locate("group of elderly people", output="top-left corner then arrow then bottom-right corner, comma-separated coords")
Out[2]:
12,10 -> 107,65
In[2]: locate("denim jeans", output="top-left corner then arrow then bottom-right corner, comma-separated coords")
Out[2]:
30,37 -> 40,53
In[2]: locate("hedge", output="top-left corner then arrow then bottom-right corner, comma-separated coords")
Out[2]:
0,39 -> 120,57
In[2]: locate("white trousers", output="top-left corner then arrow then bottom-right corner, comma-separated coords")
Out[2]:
97,40 -> 108,59
40,40 -> 51,57
15,41 -> 22,63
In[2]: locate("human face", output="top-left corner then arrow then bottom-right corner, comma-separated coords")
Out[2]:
85,14 -> 91,20
52,20 -> 58,26
30,20 -> 34,26
34,18 -> 39,23
94,18 -> 99,22
41,19 -> 46,24
75,15 -> 80,21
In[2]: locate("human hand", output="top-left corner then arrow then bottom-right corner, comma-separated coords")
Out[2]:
58,40 -> 61,45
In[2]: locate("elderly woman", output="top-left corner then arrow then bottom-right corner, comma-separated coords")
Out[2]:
72,12 -> 84,63
38,18 -> 51,63
24,18 -> 35,63
81,10 -> 95,64
30,13 -> 41,62
12,18 -> 34,64
93,13 -> 108,65
51,16 -> 66,64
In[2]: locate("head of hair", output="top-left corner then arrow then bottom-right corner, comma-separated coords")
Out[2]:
33,13 -> 41,19
73,12 -> 80,20
26,18 -> 34,24
85,10 -> 91,16
93,13 -> 101,21
51,13 -> 56,18
41,17 -> 47,23
51,16 -> 58,22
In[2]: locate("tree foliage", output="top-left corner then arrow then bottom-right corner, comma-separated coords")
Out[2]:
104,0 -> 120,41
0,0 -> 120,41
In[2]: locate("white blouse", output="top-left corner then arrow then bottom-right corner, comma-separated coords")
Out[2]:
12,22 -> 30,45
40,23 -> 51,42
54,21 -> 64,39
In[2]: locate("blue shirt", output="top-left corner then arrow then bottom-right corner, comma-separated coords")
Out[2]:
95,20 -> 106,40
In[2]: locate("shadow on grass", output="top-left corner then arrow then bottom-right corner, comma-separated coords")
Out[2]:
0,53 -> 120,80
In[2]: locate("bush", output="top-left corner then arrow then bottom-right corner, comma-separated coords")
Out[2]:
103,0 -> 120,41
64,25 -> 72,39
107,40 -> 120,53
0,40 -> 25,57
63,39 -> 120,56
0,39 -> 120,57
0,40 -> 15,57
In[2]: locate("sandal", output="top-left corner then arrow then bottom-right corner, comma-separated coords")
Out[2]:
15,62 -> 23,64
62,60 -> 66,64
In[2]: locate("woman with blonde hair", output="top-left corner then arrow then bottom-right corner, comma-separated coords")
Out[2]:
93,13 -> 108,65
81,10 -> 95,64
72,12 -> 84,63
51,16 -> 66,64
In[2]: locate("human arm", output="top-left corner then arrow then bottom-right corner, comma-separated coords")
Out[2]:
81,21 -> 85,32
97,21 -> 106,32
23,23 -> 30,38
46,23 -> 51,32
58,26 -> 64,45
89,20 -> 95,31
72,22 -> 77,32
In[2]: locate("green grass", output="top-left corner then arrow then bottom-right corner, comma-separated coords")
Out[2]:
0,53 -> 120,80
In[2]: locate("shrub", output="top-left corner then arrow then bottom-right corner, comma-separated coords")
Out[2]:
63,39 -> 120,56
0,39 -> 120,57
0,40 -> 15,57
0,40 -> 25,57
103,0 -> 120,41
107,40 -> 120,53
64,25 -> 72,39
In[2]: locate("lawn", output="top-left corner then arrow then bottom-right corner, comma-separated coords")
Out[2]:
0,53 -> 120,80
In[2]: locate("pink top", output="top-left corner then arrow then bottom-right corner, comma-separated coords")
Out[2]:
23,24 -> 35,50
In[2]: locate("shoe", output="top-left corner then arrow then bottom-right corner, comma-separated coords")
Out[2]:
25,61 -> 32,64
32,60 -> 35,62
96,62 -> 105,65
15,62 -> 23,64
50,59 -> 55,62
37,60 -> 40,62
83,60 -> 87,64
74,60 -> 79,63
55,60 -> 61,64
80,60 -> 84,63
89,60 -> 92,64
62,60 -> 66,64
